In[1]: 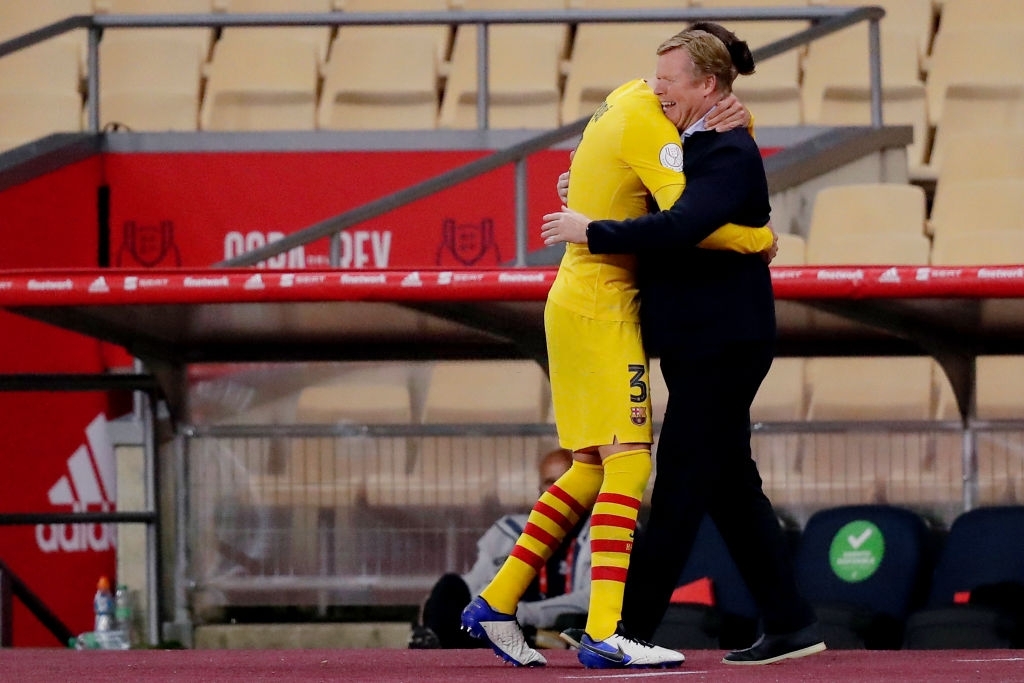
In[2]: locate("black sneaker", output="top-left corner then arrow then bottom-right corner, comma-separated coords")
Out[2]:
722,623 -> 826,665
408,625 -> 441,649
559,627 -> 585,649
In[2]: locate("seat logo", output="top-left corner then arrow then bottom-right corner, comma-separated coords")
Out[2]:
829,520 -> 884,582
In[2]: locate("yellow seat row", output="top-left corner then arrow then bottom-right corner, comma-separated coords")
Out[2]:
3,0 -> 1023,177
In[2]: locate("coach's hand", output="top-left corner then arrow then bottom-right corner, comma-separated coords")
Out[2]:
541,206 -> 591,246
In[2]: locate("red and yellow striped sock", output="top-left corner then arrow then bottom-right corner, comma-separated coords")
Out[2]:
481,460 -> 603,615
585,448 -> 651,641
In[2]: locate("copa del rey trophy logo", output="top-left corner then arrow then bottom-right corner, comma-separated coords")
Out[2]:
436,218 -> 501,267
116,220 -> 182,267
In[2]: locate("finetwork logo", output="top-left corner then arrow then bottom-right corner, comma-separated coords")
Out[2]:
35,414 -> 118,553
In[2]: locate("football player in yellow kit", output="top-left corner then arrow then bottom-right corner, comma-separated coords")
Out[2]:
462,32 -> 774,670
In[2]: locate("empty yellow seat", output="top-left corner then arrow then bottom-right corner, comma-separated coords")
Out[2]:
200,36 -> 319,131
440,0 -> 569,129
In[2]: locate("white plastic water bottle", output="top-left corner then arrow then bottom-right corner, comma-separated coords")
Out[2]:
114,584 -> 134,647
93,576 -> 115,633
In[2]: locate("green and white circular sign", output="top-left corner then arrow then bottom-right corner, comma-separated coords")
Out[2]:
829,520 -> 884,582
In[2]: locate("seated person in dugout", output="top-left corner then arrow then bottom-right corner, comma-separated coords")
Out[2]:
410,448 -> 591,648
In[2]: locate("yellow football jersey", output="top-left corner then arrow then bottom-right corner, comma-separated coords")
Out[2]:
548,79 -> 684,323
547,79 -> 774,324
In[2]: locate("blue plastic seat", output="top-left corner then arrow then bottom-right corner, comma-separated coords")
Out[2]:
795,504 -> 934,649
905,505 -> 1024,649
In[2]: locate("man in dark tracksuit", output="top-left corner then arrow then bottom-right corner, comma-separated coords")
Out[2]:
541,25 -> 824,666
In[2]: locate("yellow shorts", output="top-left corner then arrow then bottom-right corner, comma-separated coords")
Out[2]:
544,300 -> 653,452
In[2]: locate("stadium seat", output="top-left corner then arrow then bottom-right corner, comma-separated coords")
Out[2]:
0,40 -> 83,151
318,26 -> 443,130
926,84 -> 1024,175
560,22 -> 678,124
422,360 -> 549,424
93,0 -> 215,57
801,25 -> 928,169
752,358 -> 806,423
332,0 -> 450,70
93,3 -> 213,133
98,36 -> 205,131
975,424 -> 1024,506
0,0 -> 93,75
931,132 -> 1024,222
200,36 -> 320,131
936,0 -> 1024,31
820,85 -> 929,171
773,231 -> 806,265
214,0 -> 336,64
727,21 -> 807,127
795,504 -> 935,649
812,0 -> 935,63
806,357 -> 934,423
295,381 -> 414,425
802,26 -> 923,123
440,0 -> 569,130
905,506 -> 1024,648
931,226 -> 1024,267
806,183 -> 928,242
320,0 -> 448,130
925,28 -> 1024,128
927,179 -> 1024,240
0,91 -> 84,152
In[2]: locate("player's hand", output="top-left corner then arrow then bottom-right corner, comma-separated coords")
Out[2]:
706,94 -> 750,132
556,148 -> 576,203
761,224 -> 779,264
541,205 -> 591,245
556,170 -> 570,204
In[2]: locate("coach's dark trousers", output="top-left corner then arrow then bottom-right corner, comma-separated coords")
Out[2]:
622,339 -> 816,641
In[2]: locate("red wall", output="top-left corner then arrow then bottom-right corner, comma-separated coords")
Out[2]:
0,156 -> 120,646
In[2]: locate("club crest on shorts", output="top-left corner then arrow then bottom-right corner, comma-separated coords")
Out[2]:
630,406 -> 648,426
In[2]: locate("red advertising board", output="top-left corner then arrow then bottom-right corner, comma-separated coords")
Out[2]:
0,158 -> 120,646
101,149 -> 571,269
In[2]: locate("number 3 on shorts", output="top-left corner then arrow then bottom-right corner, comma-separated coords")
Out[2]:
628,364 -> 648,404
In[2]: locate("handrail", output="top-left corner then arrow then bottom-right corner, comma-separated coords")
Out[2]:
0,559 -> 74,647
0,6 -> 888,267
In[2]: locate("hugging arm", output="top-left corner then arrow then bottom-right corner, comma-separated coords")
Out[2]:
587,144 -> 765,254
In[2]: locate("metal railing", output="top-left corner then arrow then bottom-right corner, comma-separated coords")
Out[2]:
0,560 -> 74,647
0,373 -> 162,646
181,417 -> 1018,611
0,6 -> 887,268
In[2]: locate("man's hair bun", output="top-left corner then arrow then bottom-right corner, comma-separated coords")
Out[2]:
689,21 -> 757,75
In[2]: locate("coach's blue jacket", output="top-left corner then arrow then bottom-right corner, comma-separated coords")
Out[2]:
586,126 -> 776,357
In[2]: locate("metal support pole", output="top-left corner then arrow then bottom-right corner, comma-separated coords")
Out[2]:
142,389 -> 161,645
514,157 -> 529,266
867,18 -> 883,127
86,26 -> 100,132
475,22 -> 489,130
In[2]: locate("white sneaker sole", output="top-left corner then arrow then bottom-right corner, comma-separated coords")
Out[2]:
722,641 -> 826,666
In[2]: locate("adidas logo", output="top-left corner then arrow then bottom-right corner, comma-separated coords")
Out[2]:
243,273 -> 265,290
878,267 -> 901,283
88,276 -> 110,293
35,414 -> 118,553
401,271 -> 423,287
